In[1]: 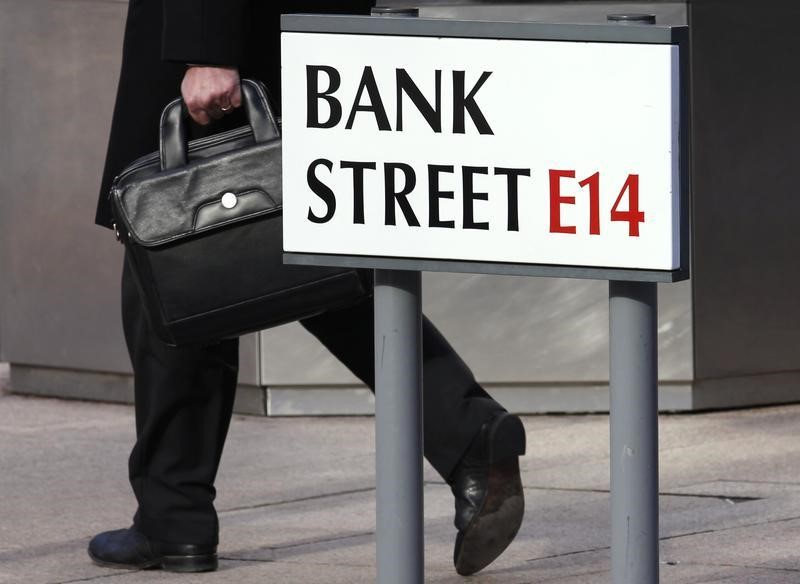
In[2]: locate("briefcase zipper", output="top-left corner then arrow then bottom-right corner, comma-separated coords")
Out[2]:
112,125 -> 255,184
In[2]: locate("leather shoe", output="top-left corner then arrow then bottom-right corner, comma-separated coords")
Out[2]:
449,412 -> 526,576
88,527 -> 217,572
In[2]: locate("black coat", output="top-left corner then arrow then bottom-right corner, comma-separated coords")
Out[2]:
96,0 -> 374,227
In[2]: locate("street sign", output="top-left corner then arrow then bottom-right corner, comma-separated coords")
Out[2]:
281,18 -> 687,281
281,16 -> 689,584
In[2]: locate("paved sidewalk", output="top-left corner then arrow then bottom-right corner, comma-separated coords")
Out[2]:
1,381 -> 799,583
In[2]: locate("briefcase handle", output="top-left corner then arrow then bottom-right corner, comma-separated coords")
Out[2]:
159,79 -> 280,171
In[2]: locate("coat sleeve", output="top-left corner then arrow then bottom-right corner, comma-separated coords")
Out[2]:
162,0 -> 250,66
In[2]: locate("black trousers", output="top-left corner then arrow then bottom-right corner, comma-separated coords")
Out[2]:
122,258 -> 505,545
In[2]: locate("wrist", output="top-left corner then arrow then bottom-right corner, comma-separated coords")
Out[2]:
186,64 -> 237,70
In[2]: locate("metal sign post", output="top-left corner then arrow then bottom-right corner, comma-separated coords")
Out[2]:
608,15 -> 666,583
371,10 -> 425,584
373,269 -> 423,584
281,15 -> 688,583
609,280 -> 659,583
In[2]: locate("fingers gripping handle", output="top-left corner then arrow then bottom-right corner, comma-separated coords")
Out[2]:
159,79 -> 279,171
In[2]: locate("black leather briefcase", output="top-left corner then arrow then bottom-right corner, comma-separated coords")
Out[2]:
109,79 -> 371,346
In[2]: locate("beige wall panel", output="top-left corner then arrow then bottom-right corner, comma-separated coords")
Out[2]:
0,0 -> 129,372
258,275 -> 692,387
0,0 -> 260,386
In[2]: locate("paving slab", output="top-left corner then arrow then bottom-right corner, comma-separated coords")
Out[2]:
2,391 -> 800,583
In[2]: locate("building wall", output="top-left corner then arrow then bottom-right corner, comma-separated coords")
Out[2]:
0,0 -> 697,415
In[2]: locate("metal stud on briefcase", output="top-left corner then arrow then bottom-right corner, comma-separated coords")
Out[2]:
109,79 -> 371,346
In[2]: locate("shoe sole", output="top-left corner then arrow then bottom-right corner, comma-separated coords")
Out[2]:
454,413 -> 526,576
88,549 -> 218,573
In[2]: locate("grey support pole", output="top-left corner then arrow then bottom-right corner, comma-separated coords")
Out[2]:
607,16 -> 660,584
369,11 -> 424,584
374,269 -> 424,584
609,280 -> 659,584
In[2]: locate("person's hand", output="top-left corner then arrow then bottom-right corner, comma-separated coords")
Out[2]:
181,66 -> 242,125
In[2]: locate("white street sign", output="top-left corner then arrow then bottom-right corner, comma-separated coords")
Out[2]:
281,32 -> 681,271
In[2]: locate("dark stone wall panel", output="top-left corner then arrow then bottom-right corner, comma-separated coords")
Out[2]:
689,0 -> 800,380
